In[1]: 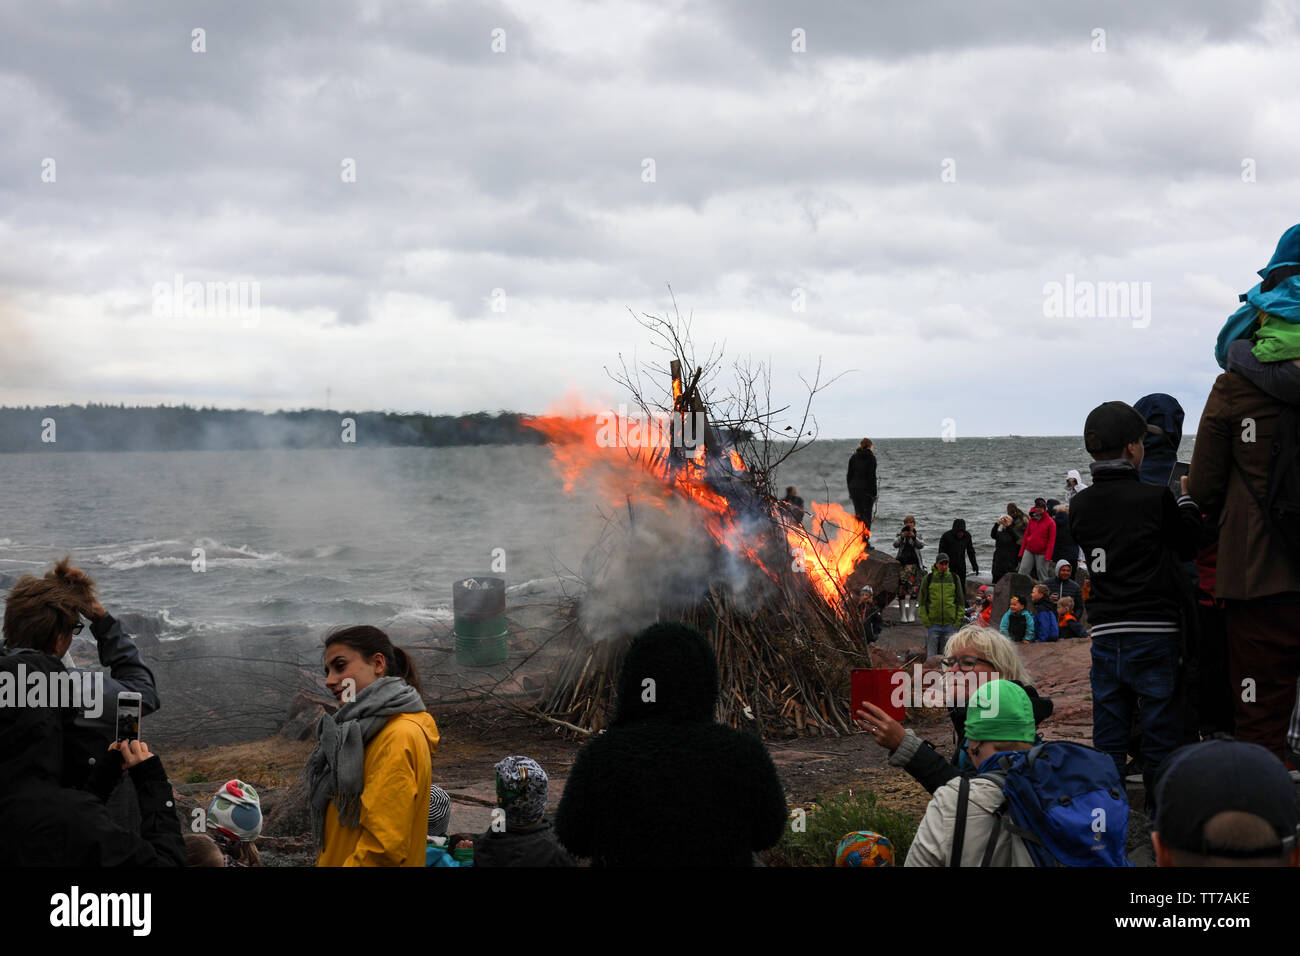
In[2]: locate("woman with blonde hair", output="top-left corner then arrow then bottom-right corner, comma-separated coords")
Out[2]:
854,625 -> 1053,793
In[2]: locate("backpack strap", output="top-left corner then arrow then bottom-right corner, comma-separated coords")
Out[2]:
1230,455 -> 1272,523
980,808 -> 1004,867
951,775 -> 971,868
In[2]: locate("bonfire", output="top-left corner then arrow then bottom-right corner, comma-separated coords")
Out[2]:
522,318 -> 898,737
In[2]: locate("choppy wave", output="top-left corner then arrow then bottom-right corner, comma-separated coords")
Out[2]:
384,606 -> 454,628
93,539 -> 182,563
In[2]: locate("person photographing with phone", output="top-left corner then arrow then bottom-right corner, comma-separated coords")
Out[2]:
2,558 -> 161,821
0,629 -> 184,865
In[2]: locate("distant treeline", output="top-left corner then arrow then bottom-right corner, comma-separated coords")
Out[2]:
0,405 -> 547,452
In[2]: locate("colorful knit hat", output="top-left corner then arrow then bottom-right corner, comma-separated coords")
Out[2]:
495,755 -> 548,828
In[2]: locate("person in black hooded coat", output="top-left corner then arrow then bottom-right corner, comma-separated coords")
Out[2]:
554,623 -> 787,866
1134,392 -> 1185,487
0,652 -> 185,866
937,519 -> 979,600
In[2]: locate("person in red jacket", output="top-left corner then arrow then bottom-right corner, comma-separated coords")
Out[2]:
1017,498 -> 1057,580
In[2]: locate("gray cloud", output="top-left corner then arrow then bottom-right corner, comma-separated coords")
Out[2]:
1,0 -> 1298,436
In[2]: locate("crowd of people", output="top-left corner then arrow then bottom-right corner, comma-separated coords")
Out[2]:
2,227 -> 1299,869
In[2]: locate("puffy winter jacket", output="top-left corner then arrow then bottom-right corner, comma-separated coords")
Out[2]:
1032,601 -> 1059,642
1019,512 -> 1056,558
1040,569 -> 1085,612
316,712 -> 441,867
918,567 -> 964,627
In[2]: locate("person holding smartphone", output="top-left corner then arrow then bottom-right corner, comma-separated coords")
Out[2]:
0,634 -> 184,865
855,625 -> 1052,794
1,559 -> 160,800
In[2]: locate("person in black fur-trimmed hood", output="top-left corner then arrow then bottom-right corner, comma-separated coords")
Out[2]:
554,623 -> 788,866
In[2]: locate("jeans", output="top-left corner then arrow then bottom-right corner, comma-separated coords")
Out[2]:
1090,631 -> 1180,790
926,625 -> 955,658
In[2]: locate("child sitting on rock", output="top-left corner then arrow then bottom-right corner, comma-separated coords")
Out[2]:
206,779 -> 262,866
1056,597 -> 1087,639
999,595 -> 1035,642
425,784 -> 470,867
1030,585 -> 1059,642
474,756 -> 575,867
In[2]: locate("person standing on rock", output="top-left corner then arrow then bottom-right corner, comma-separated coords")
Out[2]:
1005,503 -> 1029,545
918,554 -> 964,658
1017,499 -> 1056,580
938,519 -> 979,601
1047,500 -> 1080,569
893,515 -> 925,623
846,438 -> 879,538
990,515 -> 1019,584
1065,470 -> 1088,502
307,626 -> 440,867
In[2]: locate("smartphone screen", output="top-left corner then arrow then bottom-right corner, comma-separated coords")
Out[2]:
116,692 -> 142,742
1167,460 -> 1190,494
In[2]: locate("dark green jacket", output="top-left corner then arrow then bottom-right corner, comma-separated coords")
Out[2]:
918,566 -> 964,628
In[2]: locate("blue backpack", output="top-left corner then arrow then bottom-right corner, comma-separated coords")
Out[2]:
951,741 -> 1132,867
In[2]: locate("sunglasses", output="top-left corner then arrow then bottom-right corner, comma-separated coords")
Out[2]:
942,654 -> 992,671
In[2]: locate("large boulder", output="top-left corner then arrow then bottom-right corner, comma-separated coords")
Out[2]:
278,691 -> 337,742
846,548 -> 901,606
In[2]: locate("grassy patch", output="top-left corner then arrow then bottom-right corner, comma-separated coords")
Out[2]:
183,771 -> 209,784
766,789 -> 919,867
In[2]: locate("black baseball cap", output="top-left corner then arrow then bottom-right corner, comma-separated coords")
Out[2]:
1154,739 -> 1300,859
1083,401 -> 1160,454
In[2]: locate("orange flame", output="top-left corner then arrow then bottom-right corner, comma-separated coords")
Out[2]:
525,404 -> 869,612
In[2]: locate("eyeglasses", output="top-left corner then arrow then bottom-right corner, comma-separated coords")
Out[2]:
942,654 -> 992,671
71,623 -> 84,635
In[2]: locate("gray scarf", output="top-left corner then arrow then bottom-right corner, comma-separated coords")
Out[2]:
305,676 -> 428,851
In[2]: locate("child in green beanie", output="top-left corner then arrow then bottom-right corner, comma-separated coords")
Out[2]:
906,680 -> 1036,867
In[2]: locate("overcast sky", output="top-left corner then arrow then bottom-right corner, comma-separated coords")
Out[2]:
3,0 -> 1299,438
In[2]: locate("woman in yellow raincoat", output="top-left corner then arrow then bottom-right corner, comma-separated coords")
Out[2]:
306,626 -> 440,866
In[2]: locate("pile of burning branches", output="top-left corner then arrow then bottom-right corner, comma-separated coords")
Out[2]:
522,302 -> 895,736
